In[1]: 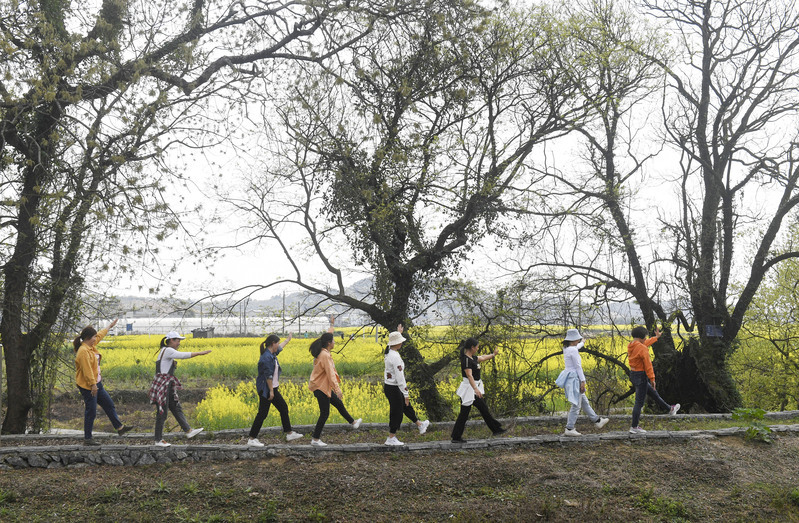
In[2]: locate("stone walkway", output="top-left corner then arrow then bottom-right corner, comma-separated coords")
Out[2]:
2,411 -> 798,470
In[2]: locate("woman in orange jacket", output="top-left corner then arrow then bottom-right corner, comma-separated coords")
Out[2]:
628,325 -> 680,433
307,318 -> 361,446
74,319 -> 133,445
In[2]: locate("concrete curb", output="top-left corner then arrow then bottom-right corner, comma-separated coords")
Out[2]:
1,422 -> 795,471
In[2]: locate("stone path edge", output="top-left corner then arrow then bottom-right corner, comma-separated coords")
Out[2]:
2,421 -> 797,471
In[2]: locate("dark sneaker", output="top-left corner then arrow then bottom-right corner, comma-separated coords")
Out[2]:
451,438 -> 467,444
492,428 -> 507,436
83,438 -> 101,446
118,425 -> 133,436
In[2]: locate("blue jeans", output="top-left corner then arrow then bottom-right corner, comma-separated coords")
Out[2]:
630,370 -> 670,427
566,393 -> 599,430
78,381 -> 122,439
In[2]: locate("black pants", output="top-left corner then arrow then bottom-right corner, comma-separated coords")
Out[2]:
451,396 -> 502,440
312,390 -> 355,439
249,386 -> 293,438
383,383 -> 419,434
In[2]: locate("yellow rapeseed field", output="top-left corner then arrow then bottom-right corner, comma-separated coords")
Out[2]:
94,329 -> 643,430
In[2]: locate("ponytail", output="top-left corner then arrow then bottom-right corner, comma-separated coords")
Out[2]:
73,326 -> 98,353
154,336 -> 168,355
261,334 -> 281,355
458,337 -> 479,359
309,332 -> 334,358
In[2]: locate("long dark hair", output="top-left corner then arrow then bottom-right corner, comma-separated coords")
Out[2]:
309,332 -> 334,358
458,337 -> 479,360
261,334 -> 281,355
73,326 -> 97,352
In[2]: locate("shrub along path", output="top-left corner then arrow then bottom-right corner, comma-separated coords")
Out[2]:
2,411 -> 798,470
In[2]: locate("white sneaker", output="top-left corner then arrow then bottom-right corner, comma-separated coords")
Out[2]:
669,403 -> 681,416
418,419 -> 430,435
155,440 -> 171,447
629,426 -> 647,434
595,417 -> 610,429
563,428 -> 582,436
311,439 -> 327,447
384,436 -> 404,446
186,428 -> 203,439
247,438 -> 264,447
286,431 -> 304,441
351,418 -> 362,429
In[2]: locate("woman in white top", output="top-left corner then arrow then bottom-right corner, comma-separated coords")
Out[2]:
383,324 -> 430,446
148,331 -> 211,446
554,328 -> 609,436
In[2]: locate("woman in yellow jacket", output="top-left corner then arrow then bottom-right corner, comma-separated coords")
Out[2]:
74,319 -> 132,445
308,319 -> 361,446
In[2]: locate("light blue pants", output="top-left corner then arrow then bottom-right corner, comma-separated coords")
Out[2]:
566,393 -> 599,430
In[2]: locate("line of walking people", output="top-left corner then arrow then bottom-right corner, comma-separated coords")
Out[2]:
74,319 -> 679,446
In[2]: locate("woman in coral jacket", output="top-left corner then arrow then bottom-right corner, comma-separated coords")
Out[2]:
74,318 -> 133,445
627,325 -> 680,433
308,317 -> 361,447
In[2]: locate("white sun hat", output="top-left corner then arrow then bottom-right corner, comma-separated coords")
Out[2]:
563,329 -> 583,342
387,331 -> 407,346
165,331 -> 186,340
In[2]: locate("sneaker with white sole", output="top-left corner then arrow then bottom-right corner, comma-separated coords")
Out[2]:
629,426 -> 647,434
155,440 -> 171,447
351,418 -> 362,429
595,417 -> 610,429
669,403 -> 681,416
563,428 -> 582,436
247,438 -> 264,447
384,436 -> 404,446
286,431 -> 304,442
418,419 -> 430,435
311,439 -> 327,447
186,428 -> 203,439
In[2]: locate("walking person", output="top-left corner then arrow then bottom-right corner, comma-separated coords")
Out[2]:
450,338 -> 506,443
628,325 -> 680,434
148,331 -> 211,446
247,332 -> 304,446
308,318 -> 362,447
383,324 -> 430,446
74,319 -> 133,445
555,329 -> 609,436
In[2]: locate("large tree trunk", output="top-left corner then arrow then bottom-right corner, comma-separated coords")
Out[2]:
654,335 -> 742,413
1,160 -> 49,433
1,337 -> 34,434
399,339 -> 454,421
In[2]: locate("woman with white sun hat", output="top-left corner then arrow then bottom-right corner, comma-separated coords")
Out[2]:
148,331 -> 211,446
555,328 -> 609,436
382,324 -> 430,446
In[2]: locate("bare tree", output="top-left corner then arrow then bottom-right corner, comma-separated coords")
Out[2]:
514,0 -> 799,412
0,0 -> 397,433
223,1 -> 593,419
